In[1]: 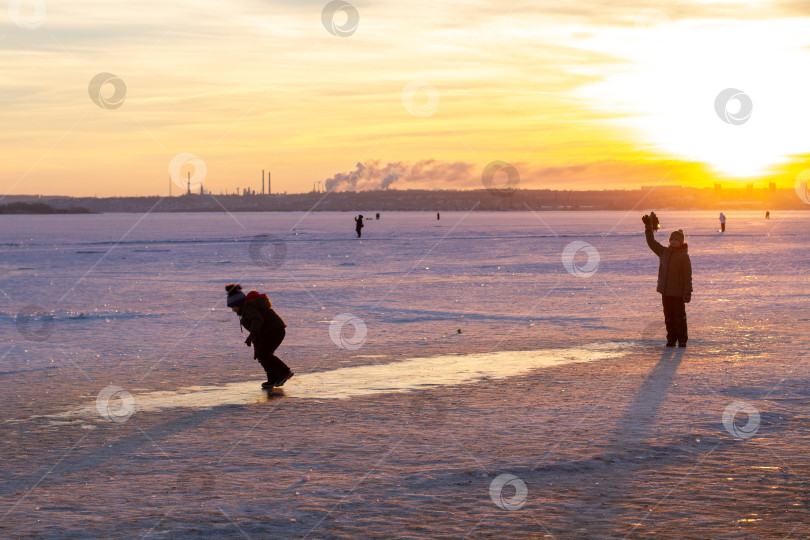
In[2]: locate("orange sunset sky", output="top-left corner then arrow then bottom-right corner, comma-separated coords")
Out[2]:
1,0 -> 809,197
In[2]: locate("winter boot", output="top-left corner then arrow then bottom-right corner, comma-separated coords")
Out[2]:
275,371 -> 294,387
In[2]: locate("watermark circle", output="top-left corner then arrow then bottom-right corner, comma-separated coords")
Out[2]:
96,385 -> 135,423
722,401 -> 760,439
88,72 -> 126,110
714,88 -> 753,125
401,81 -> 440,118
481,161 -> 520,197
794,169 -> 810,204
8,0 -> 46,29
562,241 -> 600,278
169,153 -> 206,192
249,235 -> 287,269
15,304 -> 53,342
329,313 -> 367,350
489,473 -> 528,511
321,0 -> 359,37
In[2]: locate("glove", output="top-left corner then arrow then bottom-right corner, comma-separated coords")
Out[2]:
245,333 -> 255,347
683,293 -> 691,304
642,215 -> 651,229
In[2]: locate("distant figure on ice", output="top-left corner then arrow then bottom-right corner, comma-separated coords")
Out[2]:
376,213 -> 380,220
765,210 -> 770,219
437,212 -> 440,220
643,215 -> 692,348
355,215 -> 364,238
649,211 -> 660,232
718,212 -> 726,232
226,284 -> 293,389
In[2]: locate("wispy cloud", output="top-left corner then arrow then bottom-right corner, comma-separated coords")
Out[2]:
1,0 -> 807,195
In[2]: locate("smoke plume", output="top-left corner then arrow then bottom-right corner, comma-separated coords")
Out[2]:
323,159 -> 476,192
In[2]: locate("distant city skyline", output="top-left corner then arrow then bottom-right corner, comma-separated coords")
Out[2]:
2,0 -> 809,197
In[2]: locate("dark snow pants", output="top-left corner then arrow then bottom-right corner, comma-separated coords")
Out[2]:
662,295 -> 687,345
254,328 -> 290,382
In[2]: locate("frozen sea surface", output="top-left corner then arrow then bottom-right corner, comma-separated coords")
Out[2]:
1,210 -> 808,538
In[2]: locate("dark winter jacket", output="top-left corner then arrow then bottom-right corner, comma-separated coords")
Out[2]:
238,292 -> 286,335
645,229 -> 692,297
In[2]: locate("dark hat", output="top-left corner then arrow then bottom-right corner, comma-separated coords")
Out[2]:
225,283 -> 246,307
669,229 -> 684,241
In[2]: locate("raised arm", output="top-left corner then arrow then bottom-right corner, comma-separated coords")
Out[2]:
642,215 -> 664,256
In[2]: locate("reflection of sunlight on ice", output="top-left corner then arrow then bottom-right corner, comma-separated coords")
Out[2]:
56,343 -> 628,419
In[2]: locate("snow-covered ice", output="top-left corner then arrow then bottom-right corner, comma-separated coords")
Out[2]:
1,210 -> 808,538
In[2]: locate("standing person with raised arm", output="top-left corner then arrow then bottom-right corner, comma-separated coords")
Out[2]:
642,215 -> 693,348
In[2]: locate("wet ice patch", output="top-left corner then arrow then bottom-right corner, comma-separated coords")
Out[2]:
53,343 -> 628,419
295,342 -> 627,400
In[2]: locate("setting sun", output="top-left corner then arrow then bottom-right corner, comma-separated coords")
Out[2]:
575,16 -> 810,180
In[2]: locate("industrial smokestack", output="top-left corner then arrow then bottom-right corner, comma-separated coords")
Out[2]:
262,170 -> 265,195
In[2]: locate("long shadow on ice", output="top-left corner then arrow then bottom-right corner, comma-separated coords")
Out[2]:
616,348 -> 684,440
533,348 -> 686,474
522,348 -> 690,532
